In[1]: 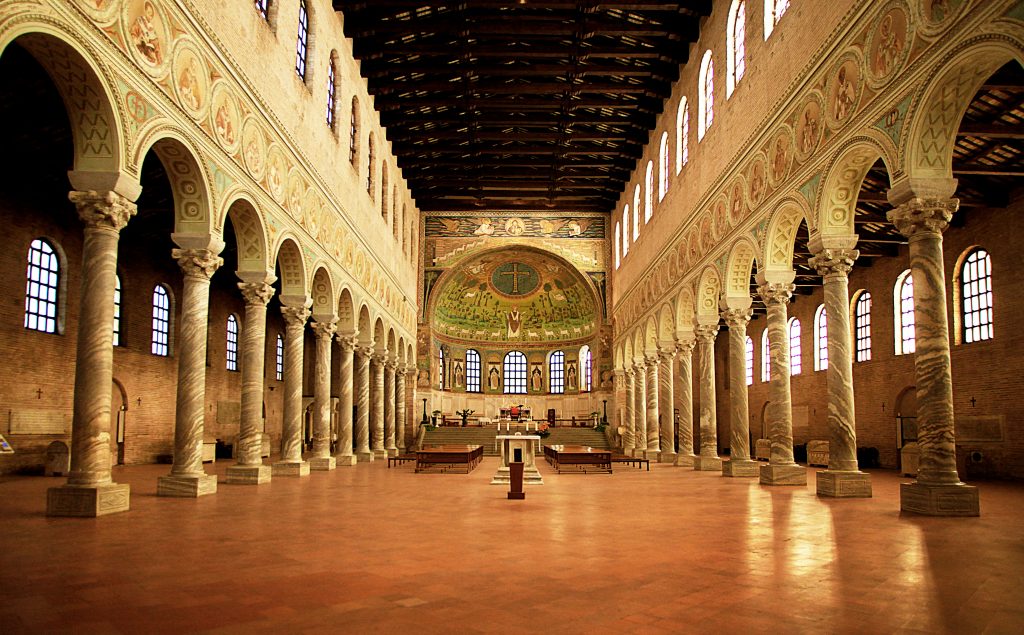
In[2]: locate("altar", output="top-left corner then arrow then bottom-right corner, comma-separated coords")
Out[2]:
490,434 -> 544,486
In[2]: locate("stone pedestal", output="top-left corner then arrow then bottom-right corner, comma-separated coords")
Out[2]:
357,451 -> 375,463
491,435 -> 543,485
722,458 -> 759,478
693,456 -> 722,471
336,455 -> 358,466
47,483 -> 130,517
759,463 -> 806,486
674,453 -> 696,467
225,464 -> 272,485
658,451 -> 677,464
272,460 -> 310,477
308,456 -> 336,471
900,481 -> 980,516
157,474 -> 218,497
372,449 -> 388,459
817,470 -> 872,498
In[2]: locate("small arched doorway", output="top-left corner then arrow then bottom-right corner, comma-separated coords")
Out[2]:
895,385 -> 918,470
111,378 -> 128,465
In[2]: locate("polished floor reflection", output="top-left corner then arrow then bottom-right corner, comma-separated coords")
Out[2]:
2,460 -> 1022,634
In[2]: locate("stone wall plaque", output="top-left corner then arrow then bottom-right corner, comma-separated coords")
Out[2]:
8,409 -> 68,435
955,415 -> 1003,442
216,401 -> 241,426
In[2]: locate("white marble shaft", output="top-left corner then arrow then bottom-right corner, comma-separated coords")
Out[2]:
674,339 -> 697,463
888,199 -> 964,486
644,356 -> 660,453
623,369 -> 636,453
633,363 -> 647,457
62,192 -> 136,490
168,249 -> 222,478
759,282 -> 797,466
279,304 -> 311,464
333,336 -> 357,462
810,249 -> 861,471
310,319 -> 337,461
657,350 -> 676,460
395,367 -> 408,452
355,347 -> 373,460
722,309 -> 753,462
384,361 -> 397,455
235,280 -> 275,466
370,354 -> 386,456
695,324 -> 720,460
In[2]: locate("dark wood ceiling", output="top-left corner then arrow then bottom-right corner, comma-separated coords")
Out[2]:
333,1 -> 712,213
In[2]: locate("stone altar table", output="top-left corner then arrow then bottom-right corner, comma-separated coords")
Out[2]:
491,434 -> 544,485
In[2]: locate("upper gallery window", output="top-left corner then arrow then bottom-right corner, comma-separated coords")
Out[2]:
295,0 -> 309,80
349,98 -> 360,165
959,248 -> 993,344
764,0 -> 790,40
895,270 -> 915,355
854,291 -> 872,362
255,0 -> 270,21
745,336 -> 754,386
659,132 -> 670,201
226,314 -> 239,370
614,223 -> 621,269
788,317 -> 801,375
24,238 -> 60,334
632,185 -> 641,240
151,285 -> 171,357
698,50 -> 714,140
275,333 -> 284,381
676,98 -> 689,173
814,304 -> 828,371
727,1 -> 747,97
113,274 -> 122,346
326,56 -> 337,129
644,161 -> 654,222
621,206 -> 630,256
761,328 -> 770,382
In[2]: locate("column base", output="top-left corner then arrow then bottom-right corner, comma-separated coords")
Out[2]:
357,451 -> 375,463
658,451 -> 677,464
900,481 -> 980,516
308,456 -> 336,471
631,447 -> 646,458
386,447 -> 399,457
674,453 -> 696,467
372,449 -> 388,460
334,454 -> 358,466
157,473 -> 218,497
272,461 -> 310,477
817,470 -> 872,498
693,456 -> 722,471
643,449 -> 659,461
47,483 -> 130,517
759,463 -> 807,486
224,464 -> 272,485
722,459 -> 760,477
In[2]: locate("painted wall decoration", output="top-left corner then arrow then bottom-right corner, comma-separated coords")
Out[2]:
425,214 -> 605,239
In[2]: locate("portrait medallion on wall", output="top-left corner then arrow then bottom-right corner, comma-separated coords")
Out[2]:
172,45 -> 209,119
867,5 -> 910,87
747,155 -> 767,207
241,118 -> 267,180
826,55 -> 863,128
265,145 -> 287,202
919,0 -> 965,35
123,0 -> 169,76
210,83 -> 240,153
794,96 -> 824,160
767,127 -> 794,187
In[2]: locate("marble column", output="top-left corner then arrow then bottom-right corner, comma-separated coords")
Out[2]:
332,335 -> 357,465
720,309 -> 759,478
693,324 -> 722,471
308,318 -> 337,471
384,360 -> 398,457
757,281 -> 806,486
644,355 -> 660,459
272,301 -> 311,476
888,197 -> 979,515
657,349 -> 676,463
225,278 -> 275,485
395,366 -> 408,453
371,353 -> 388,459
355,346 -> 374,462
158,247 -> 224,496
810,248 -> 873,497
633,363 -> 647,458
623,368 -> 636,454
47,191 -> 135,517
674,338 -> 697,467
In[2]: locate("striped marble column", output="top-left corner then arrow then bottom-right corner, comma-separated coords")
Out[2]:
633,363 -> 647,458
309,319 -> 338,471
384,360 -> 398,457
810,248 -> 872,498
623,369 -> 636,454
889,197 -> 979,515
644,356 -> 660,458
757,281 -> 806,486
657,349 -> 676,463
225,279 -> 275,484
47,191 -> 135,517
333,335 -> 357,465
693,324 -> 722,471
355,347 -> 374,462
721,309 -> 759,477
395,366 -> 408,453
371,353 -> 388,459
158,247 -> 224,496
272,302 -> 311,476
674,338 -> 697,467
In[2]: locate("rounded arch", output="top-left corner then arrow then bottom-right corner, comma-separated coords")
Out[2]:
134,131 -> 215,234
657,302 -> 675,346
373,317 -> 386,353
273,235 -> 307,298
675,286 -> 696,335
723,237 -> 758,301
387,328 -> 397,360
356,304 -> 372,345
309,266 -> 335,319
762,198 -> 811,271
906,37 -> 1024,181
631,330 -> 645,365
337,287 -> 356,333
644,315 -> 659,355
818,137 -> 895,237
695,266 -> 722,320
406,341 -> 415,366
224,195 -> 269,273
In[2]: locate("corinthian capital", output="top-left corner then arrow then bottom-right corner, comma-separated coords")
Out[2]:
335,334 -> 359,351
809,248 -> 858,279
69,190 -> 137,231
758,282 -> 794,306
694,323 -> 719,342
173,248 -> 223,280
887,197 -> 959,238
310,318 -> 338,340
720,308 -> 752,330
238,281 -> 275,306
280,304 -> 311,329
676,337 -> 696,356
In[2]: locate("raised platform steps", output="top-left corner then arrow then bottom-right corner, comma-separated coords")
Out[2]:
422,425 -> 609,456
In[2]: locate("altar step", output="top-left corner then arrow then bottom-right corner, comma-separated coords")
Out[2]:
422,426 -> 609,456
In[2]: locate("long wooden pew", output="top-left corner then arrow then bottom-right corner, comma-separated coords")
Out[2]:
544,444 -> 613,474
415,444 -> 484,473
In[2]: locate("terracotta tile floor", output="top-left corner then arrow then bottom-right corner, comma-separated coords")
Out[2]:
2,459 -> 1023,634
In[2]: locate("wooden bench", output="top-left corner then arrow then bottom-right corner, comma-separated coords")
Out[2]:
387,453 -> 417,468
545,445 -> 612,474
415,444 -> 484,473
611,454 -> 650,471
807,440 -> 830,467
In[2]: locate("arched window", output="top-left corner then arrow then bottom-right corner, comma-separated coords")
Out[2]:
225,314 -> 239,370
381,163 -> 389,219
895,270 -> 915,355
503,351 -> 527,394
275,333 -> 284,381
113,274 -> 122,347
466,349 -> 481,393
632,185 -> 641,240
549,350 -> 565,394
614,224 -> 621,269
367,137 -> 375,196
326,56 -> 337,129
295,0 -> 309,80
580,345 -> 592,392
348,97 -> 360,165
698,50 -> 714,140
727,0 -> 746,97
24,238 -> 60,334
960,248 -> 993,343
761,328 -> 770,382
151,285 -> 171,357
676,98 -> 689,173
622,206 -> 630,256
659,132 -> 670,201
788,317 -> 801,375
745,336 -> 754,386
764,0 -> 790,40
854,291 -> 872,362
393,187 -> 401,239
255,0 -> 270,21
438,347 -> 446,390
644,161 -> 654,222
814,304 -> 828,371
